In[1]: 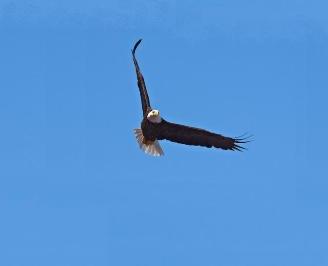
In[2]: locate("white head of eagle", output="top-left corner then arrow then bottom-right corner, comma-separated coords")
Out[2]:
147,109 -> 162,124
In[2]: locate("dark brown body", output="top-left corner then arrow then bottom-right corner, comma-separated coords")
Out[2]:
141,117 -> 161,142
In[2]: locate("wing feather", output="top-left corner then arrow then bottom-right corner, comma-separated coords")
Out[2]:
132,39 -> 151,116
157,120 -> 248,151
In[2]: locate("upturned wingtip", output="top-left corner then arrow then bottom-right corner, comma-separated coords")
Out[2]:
132,39 -> 143,55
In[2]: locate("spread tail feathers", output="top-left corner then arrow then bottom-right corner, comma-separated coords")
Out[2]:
134,129 -> 164,157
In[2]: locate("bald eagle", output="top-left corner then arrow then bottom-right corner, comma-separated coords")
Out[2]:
132,39 -> 248,156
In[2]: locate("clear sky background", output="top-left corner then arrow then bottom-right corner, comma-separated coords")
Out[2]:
0,1 -> 327,265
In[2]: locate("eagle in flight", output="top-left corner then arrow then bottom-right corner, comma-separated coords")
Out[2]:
132,39 -> 249,156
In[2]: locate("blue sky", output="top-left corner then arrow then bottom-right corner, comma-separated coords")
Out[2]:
0,0 -> 327,265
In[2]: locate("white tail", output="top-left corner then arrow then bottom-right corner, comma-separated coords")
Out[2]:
133,129 -> 164,156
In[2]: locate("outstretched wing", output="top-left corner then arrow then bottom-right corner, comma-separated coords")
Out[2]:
132,39 -> 151,117
157,120 -> 248,151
